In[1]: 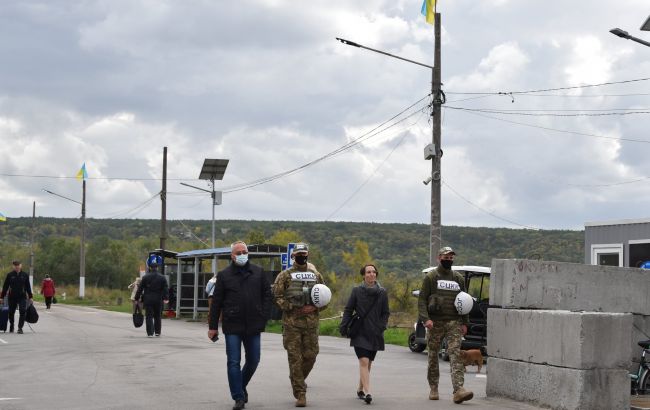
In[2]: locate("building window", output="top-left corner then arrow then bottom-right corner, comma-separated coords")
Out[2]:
629,240 -> 650,268
591,244 -> 623,267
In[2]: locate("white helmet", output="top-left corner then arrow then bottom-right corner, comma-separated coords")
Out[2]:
310,284 -> 332,308
455,292 -> 473,315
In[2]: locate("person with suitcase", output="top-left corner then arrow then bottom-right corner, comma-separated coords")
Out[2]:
0,261 -> 33,334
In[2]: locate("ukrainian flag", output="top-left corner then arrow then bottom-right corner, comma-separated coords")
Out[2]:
421,0 -> 436,25
0,212 -> 6,222
76,163 -> 88,181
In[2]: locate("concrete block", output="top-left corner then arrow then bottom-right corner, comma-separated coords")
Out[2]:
488,309 -> 632,369
486,357 -> 629,410
632,314 -> 650,368
490,259 -> 650,315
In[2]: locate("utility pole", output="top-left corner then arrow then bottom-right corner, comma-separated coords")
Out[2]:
160,146 -> 168,276
430,12 -> 442,266
80,179 -> 86,298
29,201 -> 35,290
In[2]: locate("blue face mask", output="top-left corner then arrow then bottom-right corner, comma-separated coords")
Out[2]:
234,254 -> 248,266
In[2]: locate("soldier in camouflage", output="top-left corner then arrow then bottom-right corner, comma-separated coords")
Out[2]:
417,246 -> 474,404
273,243 -> 325,408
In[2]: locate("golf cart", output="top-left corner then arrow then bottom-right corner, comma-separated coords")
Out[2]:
408,265 -> 490,359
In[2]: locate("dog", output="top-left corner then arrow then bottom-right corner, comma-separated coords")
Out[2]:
460,349 -> 483,373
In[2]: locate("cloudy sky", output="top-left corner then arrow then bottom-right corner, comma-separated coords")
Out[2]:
1,0 -> 649,230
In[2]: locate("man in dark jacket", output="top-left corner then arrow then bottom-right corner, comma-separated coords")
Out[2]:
208,241 -> 272,410
135,262 -> 169,338
0,261 -> 33,334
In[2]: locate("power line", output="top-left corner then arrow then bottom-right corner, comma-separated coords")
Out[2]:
448,108 -> 650,144
221,95 -> 431,193
0,173 -> 200,181
442,180 -> 538,230
93,191 -> 160,218
445,106 -> 650,117
446,77 -> 650,96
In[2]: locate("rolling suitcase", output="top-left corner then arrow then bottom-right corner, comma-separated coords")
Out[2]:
0,303 -> 8,332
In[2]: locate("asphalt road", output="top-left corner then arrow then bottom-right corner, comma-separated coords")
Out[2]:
0,303 -> 540,410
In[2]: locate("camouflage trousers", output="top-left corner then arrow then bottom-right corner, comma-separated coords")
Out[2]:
426,319 -> 465,392
282,325 -> 319,398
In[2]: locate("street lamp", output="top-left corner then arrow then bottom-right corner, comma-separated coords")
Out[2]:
337,12 -> 443,265
43,186 -> 86,298
610,21 -> 650,48
180,158 -> 229,274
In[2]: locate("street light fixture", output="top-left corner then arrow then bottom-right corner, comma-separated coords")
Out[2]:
180,158 -> 229,274
43,187 -> 86,298
609,27 -> 650,48
337,13 -> 444,266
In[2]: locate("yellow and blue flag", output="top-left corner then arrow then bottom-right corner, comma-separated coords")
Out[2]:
76,163 -> 88,181
0,212 -> 6,222
421,0 -> 436,25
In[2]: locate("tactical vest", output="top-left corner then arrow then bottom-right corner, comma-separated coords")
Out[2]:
426,270 -> 462,320
285,269 -> 318,308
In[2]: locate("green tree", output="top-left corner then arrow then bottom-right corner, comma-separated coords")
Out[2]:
342,240 -> 374,274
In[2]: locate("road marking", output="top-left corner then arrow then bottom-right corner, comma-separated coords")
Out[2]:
0,338 -> 6,344
475,374 -> 487,378
0,398 -> 21,401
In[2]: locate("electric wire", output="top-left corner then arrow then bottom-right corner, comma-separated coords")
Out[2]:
442,180 -> 539,230
221,94 -> 431,193
92,191 -> 160,218
446,77 -> 650,96
445,108 -> 650,144
445,106 -> 650,117
176,220 -> 209,247
324,112 -> 423,220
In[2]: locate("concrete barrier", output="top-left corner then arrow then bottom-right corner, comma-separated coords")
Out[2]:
490,259 -> 650,315
486,357 -> 630,410
488,309 -> 632,369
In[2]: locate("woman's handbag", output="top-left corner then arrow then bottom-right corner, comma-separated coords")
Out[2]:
52,296 -> 58,304
25,301 -> 39,324
132,303 -> 144,328
346,313 -> 363,338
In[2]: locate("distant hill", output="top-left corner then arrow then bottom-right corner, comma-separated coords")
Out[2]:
0,217 -> 584,279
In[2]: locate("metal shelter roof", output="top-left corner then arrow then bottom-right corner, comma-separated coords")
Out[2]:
176,244 -> 286,259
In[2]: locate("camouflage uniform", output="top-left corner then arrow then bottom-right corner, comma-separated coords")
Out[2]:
417,265 -> 468,393
273,262 -> 324,399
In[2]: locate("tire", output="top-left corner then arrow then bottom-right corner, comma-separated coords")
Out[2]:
408,332 -> 426,353
640,368 -> 650,395
438,337 -> 450,361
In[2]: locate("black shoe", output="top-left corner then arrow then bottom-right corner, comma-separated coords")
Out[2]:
9,324 -> 13,333
364,394 -> 372,404
17,328 -> 23,334
155,333 -> 160,337
357,391 -> 365,400
243,388 -> 248,403
232,399 -> 245,410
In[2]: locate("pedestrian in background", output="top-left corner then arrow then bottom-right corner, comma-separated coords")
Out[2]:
273,243 -> 325,407
0,261 -> 33,334
208,241 -> 271,410
41,274 -> 56,309
417,246 -> 473,404
135,262 -> 169,338
340,264 -> 390,404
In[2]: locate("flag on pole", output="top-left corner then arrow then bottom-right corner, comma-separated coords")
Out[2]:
421,0 -> 436,25
0,212 -> 6,222
76,163 -> 88,181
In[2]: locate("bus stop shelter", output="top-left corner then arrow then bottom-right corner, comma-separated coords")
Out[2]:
174,244 -> 285,320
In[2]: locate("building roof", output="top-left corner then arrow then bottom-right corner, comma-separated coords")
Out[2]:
585,218 -> 650,227
176,244 -> 286,259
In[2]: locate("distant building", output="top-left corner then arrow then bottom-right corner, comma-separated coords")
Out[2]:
584,218 -> 650,268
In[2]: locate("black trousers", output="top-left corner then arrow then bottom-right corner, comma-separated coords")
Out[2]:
144,299 -> 163,336
45,296 -> 53,308
8,297 -> 27,329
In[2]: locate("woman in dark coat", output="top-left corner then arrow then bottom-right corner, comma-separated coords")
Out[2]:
339,264 -> 390,404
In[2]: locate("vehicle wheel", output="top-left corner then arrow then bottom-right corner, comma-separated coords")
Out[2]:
640,369 -> 650,395
438,337 -> 450,361
408,332 -> 426,353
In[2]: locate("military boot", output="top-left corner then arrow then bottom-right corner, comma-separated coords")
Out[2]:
295,393 -> 306,407
429,385 -> 439,400
452,387 -> 473,404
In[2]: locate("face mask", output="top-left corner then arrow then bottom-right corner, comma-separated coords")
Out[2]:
440,259 -> 453,270
234,254 -> 248,266
294,255 -> 308,266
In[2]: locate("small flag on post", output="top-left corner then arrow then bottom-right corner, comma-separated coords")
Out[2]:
421,0 -> 436,25
0,212 -> 6,222
76,163 -> 88,181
